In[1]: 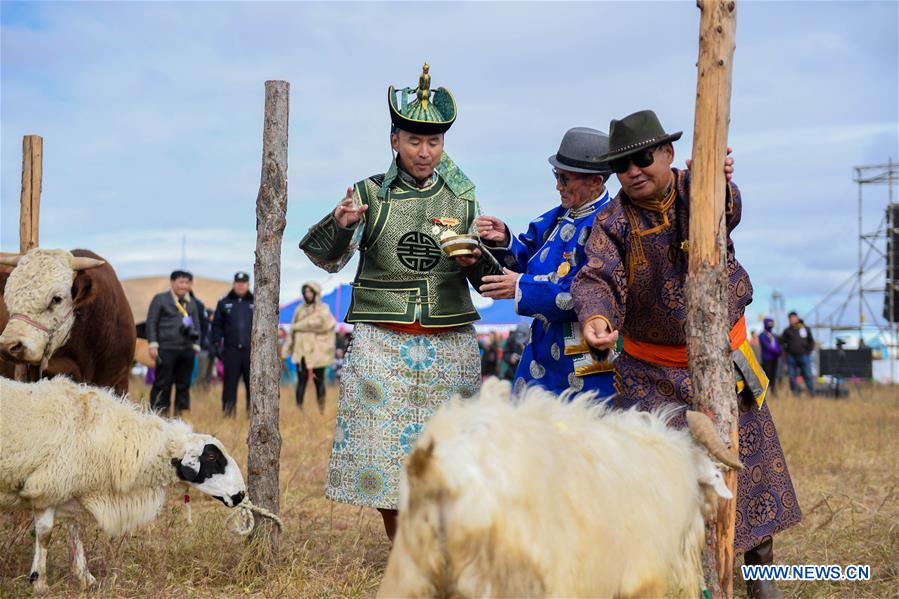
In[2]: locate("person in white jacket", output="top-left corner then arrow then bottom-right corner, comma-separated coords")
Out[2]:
284,281 -> 336,412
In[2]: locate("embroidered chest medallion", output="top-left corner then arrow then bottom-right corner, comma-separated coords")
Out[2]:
397,231 -> 442,271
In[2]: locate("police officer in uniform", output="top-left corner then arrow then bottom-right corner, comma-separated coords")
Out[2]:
211,271 -> 254,416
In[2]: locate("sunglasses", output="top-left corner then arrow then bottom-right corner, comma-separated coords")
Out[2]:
609,146 -> 659,174
552,169 -> 580,186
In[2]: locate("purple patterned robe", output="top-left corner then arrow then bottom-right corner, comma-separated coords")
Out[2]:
572,168 -> 801,552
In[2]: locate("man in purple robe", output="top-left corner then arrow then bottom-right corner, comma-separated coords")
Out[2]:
572,110 -> 800,599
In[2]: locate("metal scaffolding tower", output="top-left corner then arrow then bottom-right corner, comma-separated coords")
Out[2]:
807,159 -> 897,382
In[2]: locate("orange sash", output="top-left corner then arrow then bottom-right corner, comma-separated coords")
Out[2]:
621,316 -> 747,368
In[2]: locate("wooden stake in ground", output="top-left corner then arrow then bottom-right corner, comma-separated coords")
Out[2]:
685,1 -> 738,597
15,135 -> 43,383
248,80 -> 289,556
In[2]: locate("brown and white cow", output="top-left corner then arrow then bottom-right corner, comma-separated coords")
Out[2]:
0,248 -> 135,394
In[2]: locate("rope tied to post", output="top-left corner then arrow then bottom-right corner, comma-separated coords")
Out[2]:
226,496 -> 284,536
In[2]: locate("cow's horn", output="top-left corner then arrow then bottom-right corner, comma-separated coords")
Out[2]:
0,255 -> 22,267
686,411 -> 743,470
71,257 -> 106,271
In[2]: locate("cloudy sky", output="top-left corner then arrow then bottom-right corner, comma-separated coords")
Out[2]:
2,1 -> 896,334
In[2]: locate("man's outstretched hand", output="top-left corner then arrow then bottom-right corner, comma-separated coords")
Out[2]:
476,215 -> 510,245
479,268 -> 519,300
334,187 -> 368,227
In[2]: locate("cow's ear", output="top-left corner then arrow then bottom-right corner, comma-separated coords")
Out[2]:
71,272 -> 95,306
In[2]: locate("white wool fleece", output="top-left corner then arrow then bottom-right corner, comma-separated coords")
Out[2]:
382,379 -> 729,599
0,376 -> 243,536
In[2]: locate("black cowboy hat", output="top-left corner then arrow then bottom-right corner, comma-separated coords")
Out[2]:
599,110 -> 682,162
548,127 -> 612,175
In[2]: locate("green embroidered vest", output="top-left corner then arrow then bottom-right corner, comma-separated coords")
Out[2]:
346,170 -> 479,327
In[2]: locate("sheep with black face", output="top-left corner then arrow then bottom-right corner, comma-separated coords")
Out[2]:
0,376 -> 246,594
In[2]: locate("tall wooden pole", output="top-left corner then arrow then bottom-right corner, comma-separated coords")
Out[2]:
247,81 -> 288,557
20,136 -> 42,253
16,135 -> 43,382
686,1 -> 738,597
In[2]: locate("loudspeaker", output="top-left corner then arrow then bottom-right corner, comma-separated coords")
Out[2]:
884,204 -> 899,322
818,348 -> 873,379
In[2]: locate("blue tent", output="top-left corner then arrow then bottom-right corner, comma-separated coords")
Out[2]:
476,298 -> 531,327
280,283 -> 530,327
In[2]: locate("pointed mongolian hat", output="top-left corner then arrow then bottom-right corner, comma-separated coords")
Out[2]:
388,63 -> 457,135
600,110 -> 683,161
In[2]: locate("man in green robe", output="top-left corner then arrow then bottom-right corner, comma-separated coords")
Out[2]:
300,64 -> 483,541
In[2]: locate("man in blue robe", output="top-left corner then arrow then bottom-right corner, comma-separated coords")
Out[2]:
474,128 -> 617,397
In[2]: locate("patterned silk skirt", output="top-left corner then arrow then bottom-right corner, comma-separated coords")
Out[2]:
614,351 -> 802,553
325,323 -> 480,509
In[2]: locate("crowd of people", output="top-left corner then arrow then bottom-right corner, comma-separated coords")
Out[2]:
749,311 -> 818,396
476,329 -> 526,381
141,269 -> 552,416
142,271 -> 346,419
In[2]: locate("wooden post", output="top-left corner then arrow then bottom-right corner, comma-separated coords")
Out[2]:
247,80 -> 289,557
20,135 -> 42,254
686,1 -> 738,597
15,135 -> 43,382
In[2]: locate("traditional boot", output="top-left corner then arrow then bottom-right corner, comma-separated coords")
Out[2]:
744,537 -> 782,599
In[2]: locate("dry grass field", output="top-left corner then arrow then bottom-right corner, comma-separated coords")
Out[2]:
1,379 -> 896,598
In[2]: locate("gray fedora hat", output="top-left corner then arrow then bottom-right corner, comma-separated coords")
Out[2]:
547,127 -> 612,175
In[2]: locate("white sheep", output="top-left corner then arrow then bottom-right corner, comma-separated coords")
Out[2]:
379,378 -> 742,599
0,376 -> 247,594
